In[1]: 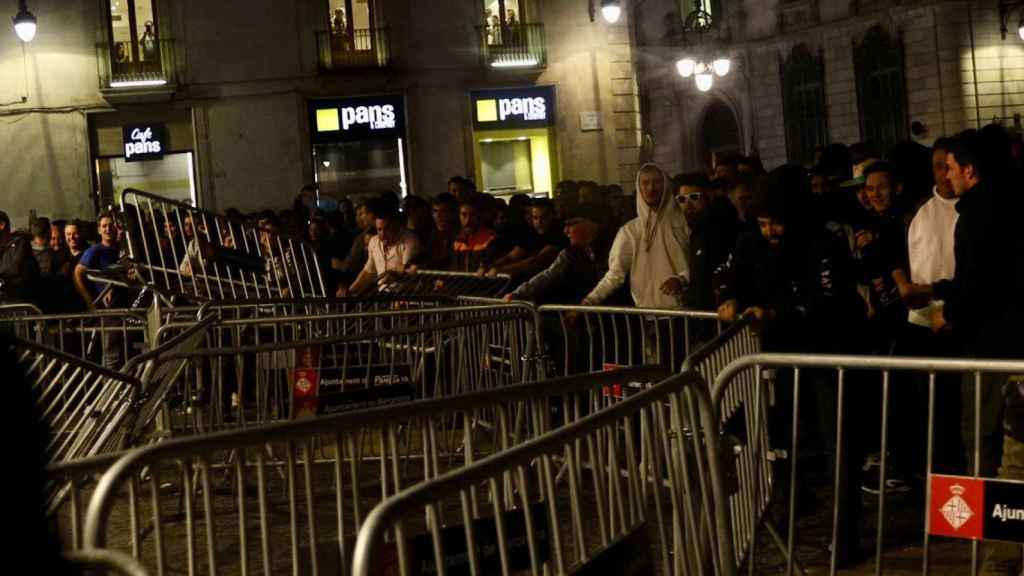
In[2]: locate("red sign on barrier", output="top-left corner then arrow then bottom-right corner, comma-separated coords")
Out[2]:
291,345 -> 321,419
929,475 -> 984,540
929,474 -> 1024,542
602,363 -> 625,399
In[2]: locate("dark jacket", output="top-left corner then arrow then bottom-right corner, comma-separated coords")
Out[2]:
718,224 -> 865,352
0,233 -> 40,303
687,197 -> 741,311
509,244 -> 609,305
936,181 -> 1024,358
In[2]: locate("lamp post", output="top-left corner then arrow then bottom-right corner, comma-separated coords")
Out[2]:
674,0 -> 731,91
601,0 -> 622,23
12,0 -> 36,42
999,0 -> 1024,41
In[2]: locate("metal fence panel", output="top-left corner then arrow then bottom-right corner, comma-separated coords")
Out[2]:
79,366 -> 669,576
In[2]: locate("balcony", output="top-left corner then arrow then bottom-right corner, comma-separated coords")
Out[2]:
97,38 -> 177,98
476,23 -> 546,69
316,28 -> 391,71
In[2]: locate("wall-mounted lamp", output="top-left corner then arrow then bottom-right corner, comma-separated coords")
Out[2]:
12,0 -> 36,42
589,0 -> 622,23
998,0 -> 1024,41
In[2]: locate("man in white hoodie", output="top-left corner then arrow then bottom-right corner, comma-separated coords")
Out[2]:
581,163 -> 690,308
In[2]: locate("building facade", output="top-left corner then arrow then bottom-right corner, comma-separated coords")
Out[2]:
633,0 -> 1024,173
0,0 -> 643,225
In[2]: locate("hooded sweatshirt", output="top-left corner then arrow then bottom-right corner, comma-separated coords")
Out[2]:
583,164 -> 690,308
906,186 -> 958,328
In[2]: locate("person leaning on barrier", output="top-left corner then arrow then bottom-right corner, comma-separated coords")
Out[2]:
715,166 -> 869,566
481,198 -> 566,281
332,198 -> 380,285
580,163 -> 690,309
339,203 -> 422,297
674,172 -> 741,312
73,211 -> 121,311
502,204 -> 610,305
0,210 -> 40,304
424,193 -> 459,270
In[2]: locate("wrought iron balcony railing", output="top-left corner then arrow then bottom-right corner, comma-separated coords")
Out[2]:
476,23 -> 546,69
316,28 -> 391,71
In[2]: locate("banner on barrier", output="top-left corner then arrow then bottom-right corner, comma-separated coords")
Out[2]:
929,474 -> 1024,542
292,345 -> 415,419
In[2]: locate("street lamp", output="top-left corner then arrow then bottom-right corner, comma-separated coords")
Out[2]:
12,0 -> 36,42
998,0 -> 1024,41
675,0 -> 731,91
601,0 -> 622,23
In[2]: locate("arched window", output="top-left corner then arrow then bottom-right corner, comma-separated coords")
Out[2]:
780,44 -> 828,166
855,26 -> 908,152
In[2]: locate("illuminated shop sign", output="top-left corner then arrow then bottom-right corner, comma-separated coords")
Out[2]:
310,95 -> 406,143
472,86 -> 556,129
123,124 -> 166,162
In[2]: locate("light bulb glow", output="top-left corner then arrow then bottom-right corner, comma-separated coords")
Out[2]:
712,58 -> 731,77
12,7 -> 37,43
601,5 -> 621,23
1018,22 -> 1023,42
14,20 -> 35,42
676,58 -> 696,78
695,72 -> 713,92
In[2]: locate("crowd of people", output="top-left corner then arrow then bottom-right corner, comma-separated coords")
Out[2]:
2,124 -> 1023,571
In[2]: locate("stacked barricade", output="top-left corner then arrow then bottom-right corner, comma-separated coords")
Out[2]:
129,303 -> 543,438
76,366 -> 668,576
2,309 -> 150,368
121,188 -> 326,302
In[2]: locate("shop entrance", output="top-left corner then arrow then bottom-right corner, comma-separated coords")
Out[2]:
470,86 -> 558,199
309,94 -> 408,203
95,152 -> 197,209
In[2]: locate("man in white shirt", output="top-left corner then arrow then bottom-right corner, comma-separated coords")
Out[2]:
892,136 -> 964,476
341,206 -> 422,296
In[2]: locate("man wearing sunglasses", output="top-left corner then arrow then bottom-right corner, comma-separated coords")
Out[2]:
674,173 -> 741,312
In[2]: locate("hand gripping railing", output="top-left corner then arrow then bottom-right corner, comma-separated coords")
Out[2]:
80,366 -> 668,576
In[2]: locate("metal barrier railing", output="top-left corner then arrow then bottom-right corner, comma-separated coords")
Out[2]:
143,304 -> 543,437
1,309 -> 149,369
385,269 -> 513,299
0,302 -> 43,317
709,353 -> 1024,576
121,189 -> 327,303
536,304 -> 722,376
14,339 -> 142,466
64,548 -> 150,576
352,368 -> 725,576
80,366 -> 668,575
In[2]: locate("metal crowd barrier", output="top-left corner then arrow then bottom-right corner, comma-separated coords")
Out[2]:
537,304 -> 722,376
79,366 -> 668,576
139,304 -> 542,437
15,338 -> 142,465
1,309 -> 149,368
352,368 -> 727,576
709,353 -> 1024,576
64,549 -> 150,576
0,302 -> 43,317
386,269 -> 513,298
121,188 -> 327,302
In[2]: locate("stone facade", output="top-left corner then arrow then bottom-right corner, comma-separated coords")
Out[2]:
634,0 -> 1024,174
0,0 -> 642,225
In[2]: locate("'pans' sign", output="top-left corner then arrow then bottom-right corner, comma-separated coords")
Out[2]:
123,124 -> 166,162
310,95 -> 406,143
472,86 -> 557,129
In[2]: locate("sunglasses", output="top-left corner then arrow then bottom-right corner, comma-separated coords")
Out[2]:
675,192 -> 703,204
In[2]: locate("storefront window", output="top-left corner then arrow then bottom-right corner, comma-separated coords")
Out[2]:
96,153 -> 197,209
108,0 -> 162,77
